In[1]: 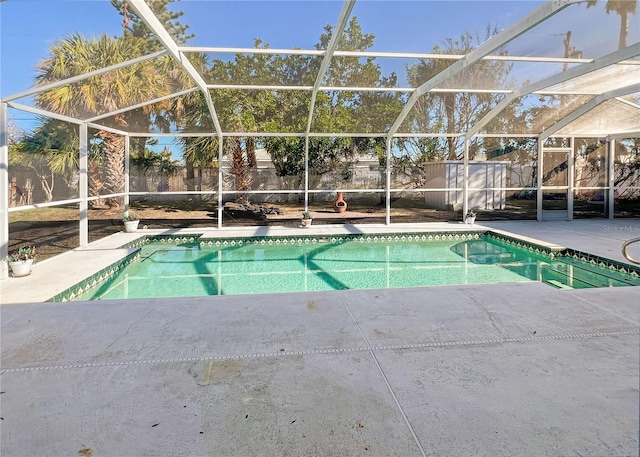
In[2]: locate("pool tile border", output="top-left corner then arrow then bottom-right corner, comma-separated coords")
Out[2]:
488,231 -> 640,276
197,231 -> 483,247
486,232 -> 561,257
47,235 -> 205,302
561,248 -> 640,277
48,250 -> 142,302
120,234 -> 204,250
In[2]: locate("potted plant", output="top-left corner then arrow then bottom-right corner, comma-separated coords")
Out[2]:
122,212 -> 140,233
465,210 -> 477,224
6,246 -> 37,277
301,211 -> 313,228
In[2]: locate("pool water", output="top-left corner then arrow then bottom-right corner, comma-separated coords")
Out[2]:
72,236 -> 640,300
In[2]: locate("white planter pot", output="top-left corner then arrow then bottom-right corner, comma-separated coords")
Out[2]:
301,219 -> 313,228
124,220 -> 140,233
9,259 -> 34,277
465,216 -> 476,225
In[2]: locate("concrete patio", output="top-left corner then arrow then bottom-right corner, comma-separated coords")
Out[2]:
1,219 -> 639,456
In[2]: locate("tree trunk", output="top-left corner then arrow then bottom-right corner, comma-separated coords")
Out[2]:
445,93 -> 457,160
619,12 -> 628,49
229,138 -> 251,203
38,172 -> 54,202
88,161 -> 104,208
185,161 -> 195,189
99,131 -> 125,208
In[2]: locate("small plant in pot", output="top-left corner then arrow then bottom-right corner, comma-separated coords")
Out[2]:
6,246 -> 37,277
122,212 -> 140,233
301,211 -> 313,228
465,210 -> 477,224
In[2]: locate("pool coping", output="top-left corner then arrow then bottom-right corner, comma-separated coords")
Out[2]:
47,229 -> 640,303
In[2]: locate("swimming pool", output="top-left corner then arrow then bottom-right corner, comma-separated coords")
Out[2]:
53,232 -> 640,302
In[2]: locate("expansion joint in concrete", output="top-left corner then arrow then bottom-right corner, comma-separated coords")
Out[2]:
1,329 -> 637,375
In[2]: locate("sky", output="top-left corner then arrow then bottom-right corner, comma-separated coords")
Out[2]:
0,0 -> 633,139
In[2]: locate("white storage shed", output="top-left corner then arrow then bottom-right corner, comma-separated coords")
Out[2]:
425,161 -> 511,211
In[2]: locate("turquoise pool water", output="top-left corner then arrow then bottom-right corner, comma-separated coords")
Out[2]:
69,234 -> 640,301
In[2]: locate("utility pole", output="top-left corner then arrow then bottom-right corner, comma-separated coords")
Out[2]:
560,31 -> 583,71
563,31 -> 572,71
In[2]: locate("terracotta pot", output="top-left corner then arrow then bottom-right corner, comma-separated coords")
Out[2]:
333,192 -> 347,213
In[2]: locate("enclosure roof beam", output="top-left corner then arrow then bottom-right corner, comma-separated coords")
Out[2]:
84,122 -> 129,136
127,0 -> 223,140
205,84 -> 508,94
183,46 -> 594,64
7,102 -> 85,125
466,43 -> 640,138
607,131 -> 640,140
2,50 -> 168,103
4,110 -> 130,135
85,87 -> 199,123
540,83 -> 640,138
304,0 -> 356,136
6,101 -> 129,135
386,0 -> 581,140
616,96 -> 640,110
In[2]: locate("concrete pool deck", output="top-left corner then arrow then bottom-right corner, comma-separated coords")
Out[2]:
1,219 -> 639,456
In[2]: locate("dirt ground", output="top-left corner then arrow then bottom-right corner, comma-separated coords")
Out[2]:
7,199 -> 461,260
8,197 -> 637,261
9,202 -> 220,261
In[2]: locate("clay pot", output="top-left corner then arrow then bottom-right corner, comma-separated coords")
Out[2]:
333,192 -> 347,213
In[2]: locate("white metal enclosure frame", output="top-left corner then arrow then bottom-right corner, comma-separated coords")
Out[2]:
1,0 -> 639,279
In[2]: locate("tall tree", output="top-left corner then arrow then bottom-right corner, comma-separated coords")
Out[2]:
587,0 -> 638,49
405,26 -> 516,160
111,0 -> 197,158
174,17 -> 402,198
113,0 -> 208,196
265,17 -> 403,191
111,0 -> 194,48
34,34 -> 175,207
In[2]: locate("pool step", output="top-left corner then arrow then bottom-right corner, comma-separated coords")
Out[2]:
556,257 -> 640,286
545,279 -> 575,290
540,258 -> 640,289
540,266 -> 600,289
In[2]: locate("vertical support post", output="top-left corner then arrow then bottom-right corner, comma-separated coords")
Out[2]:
607,138 -> 615,219
0,103 -> 9,279
124,135 -> 130,215
462,137 -> 469,218
537,136 -> 543,221
385,137 -> 392,225
567,137 -> 574,221
304,136 -> 310,212
217,137 -> 223,229
79,123 -> 89,247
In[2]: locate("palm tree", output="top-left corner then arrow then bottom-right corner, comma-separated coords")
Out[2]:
34,34 -> 175,207
588,1 -> 638,49
173,88 -> 218,196
175,89 -> 258,202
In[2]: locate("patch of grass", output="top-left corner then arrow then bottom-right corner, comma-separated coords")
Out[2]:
9,206 -> 78,223
131,199 -> 215,212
